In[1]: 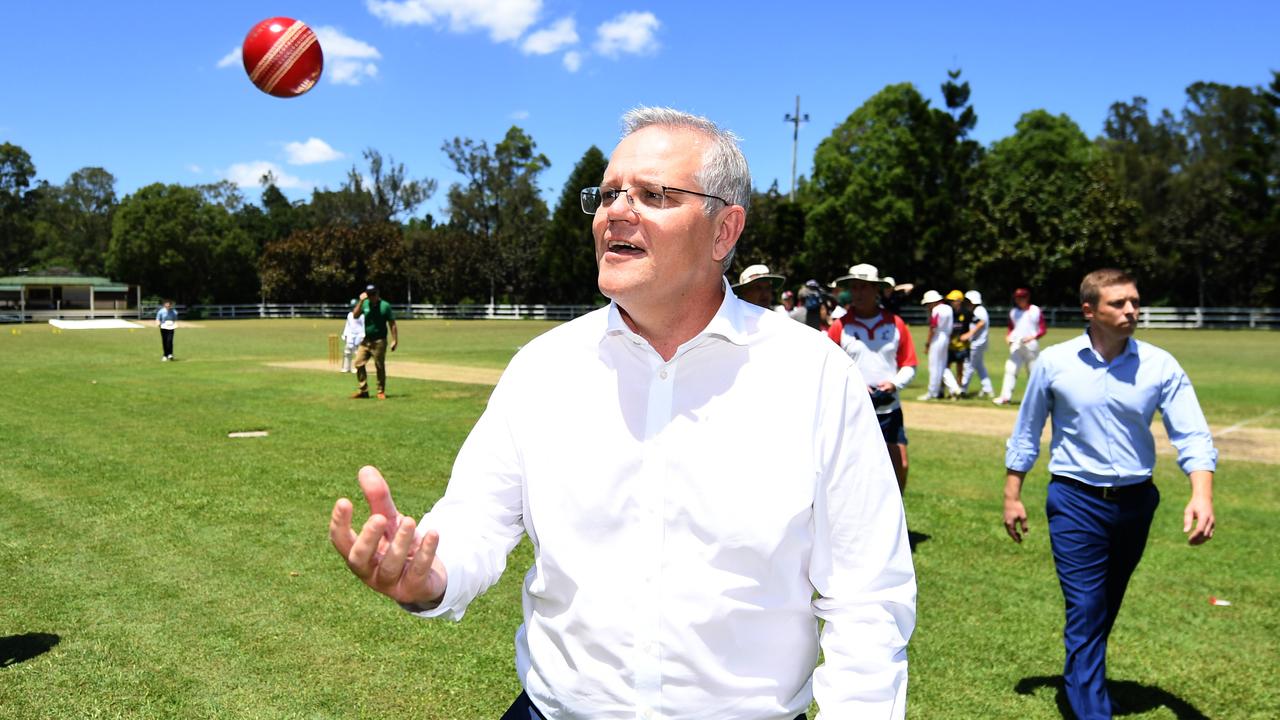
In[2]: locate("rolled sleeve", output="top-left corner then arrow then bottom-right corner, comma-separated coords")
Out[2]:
1160,361 -> 1218,475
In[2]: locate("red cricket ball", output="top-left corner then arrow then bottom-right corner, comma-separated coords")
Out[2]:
242,17 -> 323,98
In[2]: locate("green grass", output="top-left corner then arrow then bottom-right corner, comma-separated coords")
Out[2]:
1,320 -> 1277,718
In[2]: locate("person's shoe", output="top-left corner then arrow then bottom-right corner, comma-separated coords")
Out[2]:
376,391 -> 387,400
916,393 -> 935,401
161,356 -> 169,361
992,396 -> 1010,405
351,391 -> 369,399
979,390 -> 993,399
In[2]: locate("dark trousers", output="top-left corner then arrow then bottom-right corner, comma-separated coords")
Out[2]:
1046,478 -> 1159,720
160,328 -> 174,357
501,691 -> 807,719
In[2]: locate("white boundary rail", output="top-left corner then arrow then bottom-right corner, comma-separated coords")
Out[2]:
4,303 -> 1279,329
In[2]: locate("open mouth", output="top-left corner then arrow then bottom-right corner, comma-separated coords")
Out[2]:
606,240 -> 645,257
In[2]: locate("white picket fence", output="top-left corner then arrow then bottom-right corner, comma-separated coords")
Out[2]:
5,303 -> 1280,329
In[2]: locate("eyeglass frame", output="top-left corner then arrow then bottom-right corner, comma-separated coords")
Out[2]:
580,185 -> 731,215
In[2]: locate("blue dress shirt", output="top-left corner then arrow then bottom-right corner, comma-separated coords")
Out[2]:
1005,331 -> 1217,486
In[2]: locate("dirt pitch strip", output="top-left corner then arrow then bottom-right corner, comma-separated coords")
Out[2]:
273,360 -> 1279,466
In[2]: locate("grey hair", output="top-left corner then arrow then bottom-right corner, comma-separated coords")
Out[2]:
620,106 -> 751,271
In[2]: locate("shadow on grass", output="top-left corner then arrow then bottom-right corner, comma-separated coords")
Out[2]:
0,633 -> 60,668
1015,675 -> 1208,719
908,531 -> 930,552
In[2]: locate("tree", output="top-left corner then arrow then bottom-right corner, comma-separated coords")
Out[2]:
106,183 -> 257,303
802,83 -> 944,287
0,142 -> 37,274
966,110 -> 1138,304
259,223 -> 405,302
441,126 -> 550,303
311,149 -> 435,226
540,146 -> 607,304
732,181 -> 806,287
934,69 -> 983,284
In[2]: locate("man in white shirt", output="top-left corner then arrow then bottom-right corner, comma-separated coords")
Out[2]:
340,299 -> 365,373
959,290 -> 993,398
329,107 -> 916,719
994,287 -> 1047,405
918,290 -> 961,400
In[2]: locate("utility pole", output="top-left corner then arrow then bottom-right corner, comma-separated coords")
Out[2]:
783,96 -> 809,202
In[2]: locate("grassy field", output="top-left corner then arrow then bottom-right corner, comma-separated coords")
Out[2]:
1,319 -> 1277,719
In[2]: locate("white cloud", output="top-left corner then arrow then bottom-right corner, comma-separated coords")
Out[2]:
224,161 -> 311,191
216,47 -> 241,68
510,110 -> 530,120
594,12 -> 660,58
521,17 -> 577,55
562,50 -> 582,73
367,0 -> 541,43
186,164 -> 203,174
284,138 -> 345,165
313,26 -> 382,86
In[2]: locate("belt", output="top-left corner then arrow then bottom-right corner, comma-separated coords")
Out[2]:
1051,475 -> 1152,501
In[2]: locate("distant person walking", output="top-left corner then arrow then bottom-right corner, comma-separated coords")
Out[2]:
155,300 -> 177,361
918,290 -> 961,400
340,299 -> 365,373
1002,268 -> 1216,720
351,285 -> 398,399
994,287 -> 1046,405
960,290 -> 994,398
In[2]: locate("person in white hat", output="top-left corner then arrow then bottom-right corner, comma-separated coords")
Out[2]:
732,263 -> 785,310
340,298 -> 366,373
918,290 -> 962,400
828,264 -> 918,494
960,290 -> 994,397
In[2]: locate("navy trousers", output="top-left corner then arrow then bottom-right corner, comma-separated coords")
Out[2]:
1046,479 -> 1159,720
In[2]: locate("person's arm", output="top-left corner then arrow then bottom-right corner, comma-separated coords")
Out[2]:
1033,307 -> 1047,340
1158,357 -> 1218,545
891,316 -> 918,391
388,319 -> 398,351
1003,470 -> 1029,543
1006,312 -> 1015,343
811,360 -> 915,717
351,293 -> 366,319
962,317 -> 985,342
1002,360 -> 1053,541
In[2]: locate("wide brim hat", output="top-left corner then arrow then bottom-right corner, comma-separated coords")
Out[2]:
831,263 -> 890,287
965,290 -> 983,305
733,264 -> 786,289
920,289 -> 944,304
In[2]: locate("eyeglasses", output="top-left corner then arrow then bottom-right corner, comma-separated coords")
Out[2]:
580,185 -> 730,215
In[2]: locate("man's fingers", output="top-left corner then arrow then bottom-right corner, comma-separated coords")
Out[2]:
403,529 -> 444,605
357,466 -> 400,541
329,498 -> 357,557
375,516 -> 418,588
348,514 -> 388,580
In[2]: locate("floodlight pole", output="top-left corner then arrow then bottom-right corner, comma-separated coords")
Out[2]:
784,96 -> 810,202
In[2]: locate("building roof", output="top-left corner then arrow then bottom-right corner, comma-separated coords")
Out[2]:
0,275 -> 128,287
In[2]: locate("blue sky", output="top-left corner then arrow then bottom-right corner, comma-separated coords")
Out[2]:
3,1 -> 1276,219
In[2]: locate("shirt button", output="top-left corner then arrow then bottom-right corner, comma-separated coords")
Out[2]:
659,369 -> 668,379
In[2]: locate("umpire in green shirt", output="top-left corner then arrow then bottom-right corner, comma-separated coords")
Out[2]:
350,284 -> 398,399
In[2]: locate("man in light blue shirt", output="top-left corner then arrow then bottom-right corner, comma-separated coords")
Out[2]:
155,300 -> 178,361
1002,268 -> 1216,720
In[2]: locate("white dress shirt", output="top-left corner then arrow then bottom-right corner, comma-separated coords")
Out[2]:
415,284 -> 916,719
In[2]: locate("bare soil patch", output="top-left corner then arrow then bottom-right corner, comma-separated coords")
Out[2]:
270,359 -> 1278,465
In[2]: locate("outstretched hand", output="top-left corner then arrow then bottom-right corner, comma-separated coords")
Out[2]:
330,465 -> 448,607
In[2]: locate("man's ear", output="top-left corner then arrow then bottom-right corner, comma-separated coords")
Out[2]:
1081,302 -> 1095,321
711,205 -> 746,264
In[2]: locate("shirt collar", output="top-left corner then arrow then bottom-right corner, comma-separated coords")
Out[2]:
1076,329 -> 1138,363
603,277 -> 749,349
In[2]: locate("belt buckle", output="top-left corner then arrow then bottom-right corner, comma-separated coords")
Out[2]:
1101,486 -> 1118,501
